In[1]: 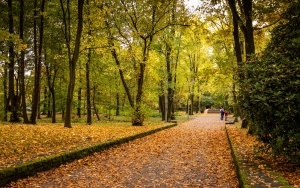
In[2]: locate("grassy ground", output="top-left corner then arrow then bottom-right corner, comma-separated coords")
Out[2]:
0,113 -> 193,171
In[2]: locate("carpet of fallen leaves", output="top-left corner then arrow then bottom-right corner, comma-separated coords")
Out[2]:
7,114 -> 239,187
0,121 -> 170,170
227,124 -> 300,187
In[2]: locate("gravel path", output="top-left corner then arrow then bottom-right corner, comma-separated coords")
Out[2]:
8,114 -> 239,188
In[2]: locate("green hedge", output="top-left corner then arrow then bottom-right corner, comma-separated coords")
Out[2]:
238,1 -> 300,161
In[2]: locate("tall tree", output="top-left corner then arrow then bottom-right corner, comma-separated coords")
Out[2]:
227,0 -> 254,61
19,0 -> 29,123
45,49 -> 60,123
103,0 -> 187,125
30,0 -> 46,124
7,0 -> 19,122
60,0 -> 85,128
85,0 -> 92,125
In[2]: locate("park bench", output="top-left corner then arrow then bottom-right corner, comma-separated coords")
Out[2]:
207,109 -> 220,113
225,116 -> 237,124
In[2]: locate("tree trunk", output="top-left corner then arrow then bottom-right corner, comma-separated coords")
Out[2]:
19,0 -> 29,123
31,0 -> 45,124
45,50 -> 58,123
47,92 -> 51,118
64,0 -> 85,128
228,0 -> 254,122
159,94 -> 165,121
242,0 -> 255,58
92,86 -> 100,121
132,54 -> 146,126
77,87 -> 81,118
166,43 -> 173,122
86,0 -> 92,124
86,51 -> 92,124
116,93 -> 120,116
50,89 -> 56,123
189,94 -> 194,115
106,21 -> 134,109
3,61 -> 8,122
8,0 -> 19,122
42,87 -> 47,115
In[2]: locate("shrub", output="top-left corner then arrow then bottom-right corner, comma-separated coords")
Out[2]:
238,1 -> 300,161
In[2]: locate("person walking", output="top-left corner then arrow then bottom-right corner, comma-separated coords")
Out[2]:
220,106 -> 225,120
224,110 -> 228,121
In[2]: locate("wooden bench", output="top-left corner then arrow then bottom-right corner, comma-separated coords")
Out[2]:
225,117 -> 237,124
206,109 -> 220,113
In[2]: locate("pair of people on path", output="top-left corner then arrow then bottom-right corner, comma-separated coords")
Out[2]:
220,106 -> 228,120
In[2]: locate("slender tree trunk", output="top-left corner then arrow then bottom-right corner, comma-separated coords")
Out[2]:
189,94 -> 194,115
168,0 -> 176,121
3,61 -> 8,121
158,96 -> 164,121
19,0 -> 29,123
37,93 -> 41,119
132,37 -> 150,126
45,51 -> 58,123
47,92 -> 51,118
116,93 -> 120,116
229,0 -> 243,121
77,87 -> 81,118
165,43 -> 172,122
31,0 -> 45,124
171,33 -> 181,119
85,0 -> 92,124
8,0 -> 19,122
92,85 -> 100,121
132,62 -> 146,125
105,21 -> 134,109
42,87 -> 47,115
86,51 -> 92,124
228,0 -> 254,128
64,0 -> 85,128
159,80 -> 165,121
51,90 -> 56,123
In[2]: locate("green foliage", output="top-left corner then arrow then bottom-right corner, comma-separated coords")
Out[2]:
238,1 -> 300,161
202,95 -> 215,108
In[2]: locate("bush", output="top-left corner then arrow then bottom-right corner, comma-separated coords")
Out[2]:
238,1 -> 300,161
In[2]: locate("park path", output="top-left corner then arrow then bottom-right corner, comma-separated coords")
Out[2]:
8,114 -> 239,188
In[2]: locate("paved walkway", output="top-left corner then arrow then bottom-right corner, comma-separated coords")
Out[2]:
8,114 -> 239,187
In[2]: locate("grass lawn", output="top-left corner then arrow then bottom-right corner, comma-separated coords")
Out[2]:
0,113 -> 193,170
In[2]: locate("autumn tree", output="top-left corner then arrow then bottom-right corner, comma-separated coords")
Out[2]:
103,0 -> 188,125
30,0 -> 46,124
6,0 -> 21,122
156,0 -> 188,121
60,0 -> 85,128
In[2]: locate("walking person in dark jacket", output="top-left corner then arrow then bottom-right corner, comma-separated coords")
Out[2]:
220,106 -> 224,120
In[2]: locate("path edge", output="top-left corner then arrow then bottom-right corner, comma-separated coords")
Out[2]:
0,123 -> 177,187
225,125 -> 248,188
225,124 -> 292,188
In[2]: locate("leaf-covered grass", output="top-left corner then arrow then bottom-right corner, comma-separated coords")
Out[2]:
227,123 -> 300,187
0,117 -> 176,170
7,114 -> 239,187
